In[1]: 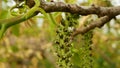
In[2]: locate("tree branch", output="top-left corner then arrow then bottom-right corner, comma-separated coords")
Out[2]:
25,0 -> 120,16
39,1 -> 120,17
72,16 -> 112,37
1,0 -> 120,37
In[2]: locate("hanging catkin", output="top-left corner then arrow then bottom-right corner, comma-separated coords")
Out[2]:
79,18 -> 94,68
54,13 -> 79,68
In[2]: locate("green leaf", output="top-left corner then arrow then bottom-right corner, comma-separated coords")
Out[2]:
10,10 -> 20,16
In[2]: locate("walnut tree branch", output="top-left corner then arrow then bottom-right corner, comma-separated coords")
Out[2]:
1,0 -> 120,37
25,0 -> 120,16
72,16 -> 112,37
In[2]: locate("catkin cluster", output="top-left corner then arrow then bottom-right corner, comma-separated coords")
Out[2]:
79,30 -> 93,68
55,13 -> 79,68
79,16 -> 94,67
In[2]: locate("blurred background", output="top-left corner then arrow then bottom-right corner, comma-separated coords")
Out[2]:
0,0 -> 120,68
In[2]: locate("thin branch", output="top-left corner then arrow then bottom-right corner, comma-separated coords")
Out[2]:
72,16 -> 112,37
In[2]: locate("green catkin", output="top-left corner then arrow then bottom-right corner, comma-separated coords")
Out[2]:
79,21 -> 93,68
55,13 -> 79,68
